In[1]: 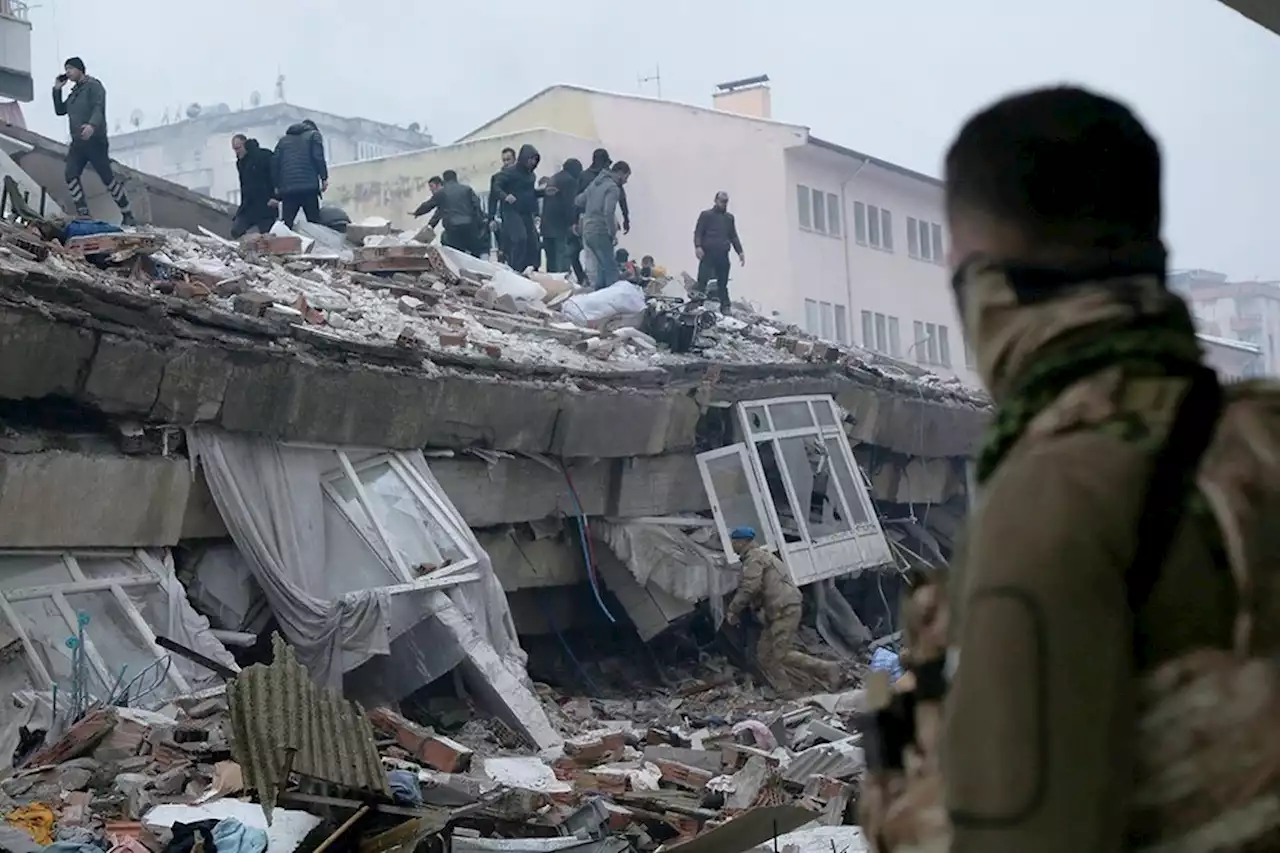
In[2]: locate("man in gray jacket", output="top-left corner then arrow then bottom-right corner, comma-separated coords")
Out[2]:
575,161 -> 631,289
52,57 -> 135,225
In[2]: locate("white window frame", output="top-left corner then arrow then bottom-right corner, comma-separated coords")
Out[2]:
804,299 -> 820,335
729,395 -> 888,585
826,193 -> 841,237
819,301 -> 834,340
880,208 -> 894,252
888,316 -> 901,357
867,204 -> 882,248
797,185 -> 812,230
695,443 -> 778,561
907,216 -> 920,258
853,202 -> 867,244
812,190 -> 827,234
320,450 -> 481,597
860,310 -> 874,349
834,304 -> 848,345
0,549 -> 193,696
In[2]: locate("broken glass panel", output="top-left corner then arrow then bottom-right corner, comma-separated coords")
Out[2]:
743,405 -> 769,433
756,440 -> 805,543
326,477 -> 399,580
826,437 -> 871,525
799,437 -> 852,539
77,556 -> 148,581
63,591 -> 169,699
5,555 -> 72,590
703,451 -> 770,547
10,597 -> 75,684
768,401 -> 815,431
814,400 -> 838,427
357,461 -> 468,576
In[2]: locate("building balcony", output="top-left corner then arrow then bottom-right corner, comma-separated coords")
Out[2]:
0,1 -> 33,103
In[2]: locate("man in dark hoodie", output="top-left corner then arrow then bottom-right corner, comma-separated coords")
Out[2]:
52,57 -> 136,225
272,118 -> 328,229
576,148 -> 630,235
487,147 -> 518,260
230,134 -> 277,238
541,158 -> 582,273
491,144 -> 554,271
413,170 -> 485,255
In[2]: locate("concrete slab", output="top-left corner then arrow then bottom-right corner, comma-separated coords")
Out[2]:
0,450 -> 191,547
0,262 -> 989,460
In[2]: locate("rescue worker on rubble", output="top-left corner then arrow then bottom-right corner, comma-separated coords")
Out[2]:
412,170 -> 485,255
491,144 -> 554,272
52,57 -> 136,225
230,134 -> 277,238
487,147 -> 518,263
937,85 -> 1263,853
725,527 -> 841,694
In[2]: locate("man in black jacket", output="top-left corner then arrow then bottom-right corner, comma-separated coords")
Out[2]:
413,170 -> 485,255
272,119 -> 328,228
541,158 -> 582,273
52,57 -> 135,225
491,144 -> 554,271
576,148 -> 630,235
230,134 -> 277,238
694,191 -> 745,313
487,147 -> 517,261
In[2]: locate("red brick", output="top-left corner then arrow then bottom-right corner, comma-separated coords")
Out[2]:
654,758 -> 714,791
417,734 -> 473,773
174,280 -> 211,300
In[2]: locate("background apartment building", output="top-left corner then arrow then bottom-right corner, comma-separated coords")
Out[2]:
107,102 -> 435,207
1171,269 -> 1272,376
0,0 -> 33,105
328,78 -> 977,385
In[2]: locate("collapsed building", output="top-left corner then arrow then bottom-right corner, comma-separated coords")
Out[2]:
0,120 -> 986,851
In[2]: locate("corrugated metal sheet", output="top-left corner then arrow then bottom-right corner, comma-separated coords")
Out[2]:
782,738 -> 864,784
227,635 -> 389,818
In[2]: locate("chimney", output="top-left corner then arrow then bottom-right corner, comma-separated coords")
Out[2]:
713,75 -> 772,119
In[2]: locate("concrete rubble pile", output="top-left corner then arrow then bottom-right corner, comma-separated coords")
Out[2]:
0,215 -> 985,405
0,632 -> 874,853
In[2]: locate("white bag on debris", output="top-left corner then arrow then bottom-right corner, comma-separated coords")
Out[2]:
490,267 -> 547,303
560,281 -> 646,326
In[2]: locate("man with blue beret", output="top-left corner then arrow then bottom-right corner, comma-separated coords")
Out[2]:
726,526 -> 841,692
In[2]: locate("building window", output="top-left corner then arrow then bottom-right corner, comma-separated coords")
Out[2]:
812,191 -> 827,234
911,321 -> 953,367
797,185 -> 812,229
874,312 -> 887,353
834,304 -> 848,345
854,201 -> 891,250
907,217 -> 945,263
819,302 -> 834,340
805,299 -> 819,334
356,141 -> 387,162
826,193 -> 841,237
861,310 -> 874,349
859,311 -> 902,356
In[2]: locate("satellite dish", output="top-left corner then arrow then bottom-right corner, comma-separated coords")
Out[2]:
249,90 -> 261,107
129,109 -> 143,129
185,103 -> 202,119
408,122 -> 420,134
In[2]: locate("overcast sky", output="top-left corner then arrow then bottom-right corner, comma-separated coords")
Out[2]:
23,0 -> 1277,277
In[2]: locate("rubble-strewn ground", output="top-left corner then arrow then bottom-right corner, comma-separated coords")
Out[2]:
2,632 -> 877,853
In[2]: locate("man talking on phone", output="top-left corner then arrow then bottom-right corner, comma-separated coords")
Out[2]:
52,57 -> 136,225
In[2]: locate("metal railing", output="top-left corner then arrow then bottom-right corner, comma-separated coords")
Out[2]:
0,0 -> 30,20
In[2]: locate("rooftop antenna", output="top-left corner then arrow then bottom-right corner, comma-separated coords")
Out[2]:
275,71 -> 286,104
638,65 -> 662,99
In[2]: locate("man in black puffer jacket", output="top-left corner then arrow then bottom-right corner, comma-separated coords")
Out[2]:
230,134 -> 277,238
491,144 -> 552,271
271,119 -> 328,228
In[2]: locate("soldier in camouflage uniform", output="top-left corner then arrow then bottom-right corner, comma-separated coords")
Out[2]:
725,527 -> 841,692
917,86 -> 1280,853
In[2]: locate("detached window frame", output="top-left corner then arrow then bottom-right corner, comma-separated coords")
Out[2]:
697,395 -> 892,586
320,450 -> 481,597
0,549 -> 193,697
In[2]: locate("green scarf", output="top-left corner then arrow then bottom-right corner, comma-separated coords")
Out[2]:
976,315 -> 1203,483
